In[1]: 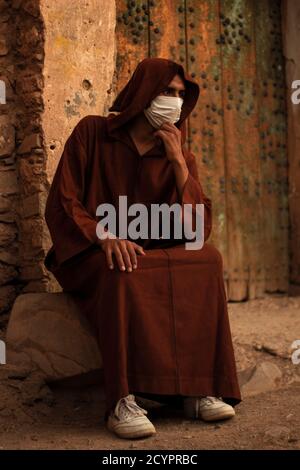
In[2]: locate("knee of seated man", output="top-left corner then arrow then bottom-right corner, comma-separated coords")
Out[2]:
203,242 -> 224,269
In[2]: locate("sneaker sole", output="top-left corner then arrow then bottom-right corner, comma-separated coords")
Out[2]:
201,409 -> 235,422
184,400 -> 236,421
106,419 -> 156,439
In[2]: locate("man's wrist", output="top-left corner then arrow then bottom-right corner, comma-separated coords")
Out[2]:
171,156 -> 187,169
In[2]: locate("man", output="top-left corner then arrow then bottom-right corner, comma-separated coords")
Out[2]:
44,57 -> 241,440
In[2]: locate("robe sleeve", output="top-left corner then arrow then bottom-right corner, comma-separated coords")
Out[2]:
45,117 -> 99,266
176,151 -> 212,243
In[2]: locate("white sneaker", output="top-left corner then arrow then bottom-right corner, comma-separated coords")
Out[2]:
106,394 -> 156,439
184,396 -> 235,421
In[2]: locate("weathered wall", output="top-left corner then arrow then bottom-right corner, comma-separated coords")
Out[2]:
41,0 -> 116,180
41,0 -> 115,290
0,0 -> 17,317
0,0 -> 116,318
15,1 -> 46,296
0,0 -> 44,318
41,0 -> 116,290
282,0 -> 300,294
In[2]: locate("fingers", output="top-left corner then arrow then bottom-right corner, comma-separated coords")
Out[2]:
160,122 -> 181,135
133,243 -> 146,257
113,244 -> 126,271
119,241 -> 147,271
155,129 -> 173,143
127,243 -> 138,269
120,242 -> 135,272
101,239 -> 146,272
155,128 -> 180,145
106,246 -> 114,270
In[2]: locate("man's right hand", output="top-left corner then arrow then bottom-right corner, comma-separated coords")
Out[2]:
97,236 -> 146,272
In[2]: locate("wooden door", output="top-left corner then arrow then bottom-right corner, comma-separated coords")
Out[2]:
114,0 -> 289,301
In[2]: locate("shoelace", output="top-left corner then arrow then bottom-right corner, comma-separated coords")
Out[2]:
200,396 -> 223,406
114,394 -> 148,421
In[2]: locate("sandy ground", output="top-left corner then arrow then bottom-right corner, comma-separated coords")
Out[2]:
0,293 -> 300,450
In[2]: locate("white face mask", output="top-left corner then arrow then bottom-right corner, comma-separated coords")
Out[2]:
143,95 -> 184,129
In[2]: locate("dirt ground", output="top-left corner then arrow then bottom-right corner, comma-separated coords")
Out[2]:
0,293 -> 300,450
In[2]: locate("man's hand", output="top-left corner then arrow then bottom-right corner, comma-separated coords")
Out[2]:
153,122 -> 185,165
97,237 -> 146,272
154,122 -> 189,200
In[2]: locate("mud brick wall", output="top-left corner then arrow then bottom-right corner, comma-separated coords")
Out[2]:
0,0 -> 17,316
0,0 -> 44,316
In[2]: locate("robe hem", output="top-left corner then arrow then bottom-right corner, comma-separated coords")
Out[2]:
103,374 -> 242,422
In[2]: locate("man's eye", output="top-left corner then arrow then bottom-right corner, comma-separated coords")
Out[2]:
162,89 -> 185,98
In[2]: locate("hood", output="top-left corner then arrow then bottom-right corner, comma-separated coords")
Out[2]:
106,57 -> 200,145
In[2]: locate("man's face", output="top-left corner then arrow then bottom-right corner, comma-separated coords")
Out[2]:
157,74 -> 186,100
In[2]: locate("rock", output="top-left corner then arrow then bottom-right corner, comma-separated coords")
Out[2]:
237,365 -> 255,388
20,192 -> 47,218
0,195 -> 12,213
0,212 -> 15,222
6,292 -> 102,381
22,0 -> 40,18
286,413 -> 294,421
17,133 -> 41,154
0,250 -> 18,265
7,366 -> 32,380
234,343 -> 255,372
19,263 -> 47,281
0,223 -> 17,245
21,279 -> 49,294
0,170 -> 18,195
0,116 -> 15,156
0,285 -> 16,314
241,361 -> 282,397
0,38 -> 9,56
0,263 -> 17,284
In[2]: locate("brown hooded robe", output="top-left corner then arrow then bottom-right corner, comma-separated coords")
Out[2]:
44,58 -> 241,422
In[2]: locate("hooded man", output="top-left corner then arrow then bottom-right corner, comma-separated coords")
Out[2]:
44,57 -> 241,440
